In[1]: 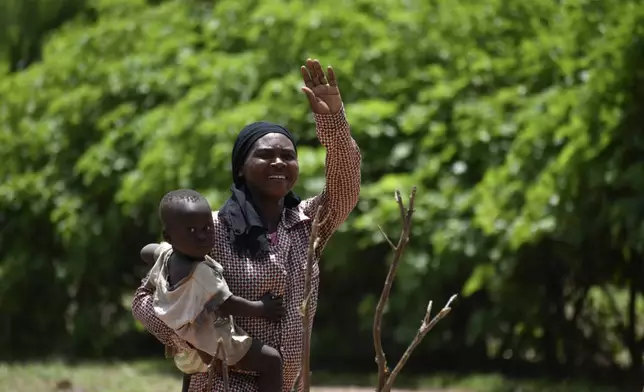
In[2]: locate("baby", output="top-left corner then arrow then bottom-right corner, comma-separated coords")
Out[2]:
140,189 -> 283,392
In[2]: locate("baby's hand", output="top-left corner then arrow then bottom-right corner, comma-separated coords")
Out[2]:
259,292 -> 284,322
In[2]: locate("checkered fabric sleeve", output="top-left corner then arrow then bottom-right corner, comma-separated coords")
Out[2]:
301,106 -> 362,256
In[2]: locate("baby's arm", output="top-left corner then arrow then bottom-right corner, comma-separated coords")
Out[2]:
217,295 -> 261,317
140,243 -> 160,265
218,293 -> 284,321
186,259 -> 285,321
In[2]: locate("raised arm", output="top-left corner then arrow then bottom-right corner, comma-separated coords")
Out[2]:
299,59 -> 361,253
302,108 -> 361,251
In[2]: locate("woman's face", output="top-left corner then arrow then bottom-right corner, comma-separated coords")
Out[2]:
240,133 -> 299,200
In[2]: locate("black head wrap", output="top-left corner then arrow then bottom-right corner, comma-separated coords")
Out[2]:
219,121 -> 301,256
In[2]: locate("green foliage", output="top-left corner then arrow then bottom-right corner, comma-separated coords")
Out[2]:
0,0 -> 88,72
1,0 -> 644,379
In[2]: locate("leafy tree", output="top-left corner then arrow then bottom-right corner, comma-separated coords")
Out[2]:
1,0 -> 643,380
0,0 -> 88,72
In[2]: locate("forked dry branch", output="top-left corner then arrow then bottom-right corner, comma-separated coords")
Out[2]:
373,187 -> 457,392
294,188 -> 457,392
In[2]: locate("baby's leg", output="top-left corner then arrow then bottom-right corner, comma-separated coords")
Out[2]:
235,339 -> 283,392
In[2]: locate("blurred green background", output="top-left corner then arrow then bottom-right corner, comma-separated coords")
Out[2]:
1,0 -> 643,391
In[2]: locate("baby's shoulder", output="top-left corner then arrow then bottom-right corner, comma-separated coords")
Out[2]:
203,255 -> 224,273
192,259 -> 227,293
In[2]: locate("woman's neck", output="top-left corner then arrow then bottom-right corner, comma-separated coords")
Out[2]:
252,195 -> 284,232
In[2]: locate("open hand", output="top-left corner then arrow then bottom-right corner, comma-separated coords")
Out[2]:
300,58 -> 343,114
260,292 -> 285,322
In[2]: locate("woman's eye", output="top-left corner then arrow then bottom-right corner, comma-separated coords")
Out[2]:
204,226 -> 212,232
188,227 -> 196,233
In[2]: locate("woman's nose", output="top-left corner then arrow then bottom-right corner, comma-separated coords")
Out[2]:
271,158 -> 286,167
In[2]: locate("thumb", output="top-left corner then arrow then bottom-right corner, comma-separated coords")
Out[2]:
301,87 -> 317,109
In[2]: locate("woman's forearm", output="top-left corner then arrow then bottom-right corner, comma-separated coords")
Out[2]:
303,106 -> 361,252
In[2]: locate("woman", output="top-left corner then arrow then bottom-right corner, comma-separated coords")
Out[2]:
132,58 -> 361,392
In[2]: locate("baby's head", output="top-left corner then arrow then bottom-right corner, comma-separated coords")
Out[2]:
159,189 -> 215,259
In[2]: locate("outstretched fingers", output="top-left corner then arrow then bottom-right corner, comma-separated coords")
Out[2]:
327,66 -> 337,86
302,58 -> 337,88
300,65 -> 315,89
311,59 -> 328,85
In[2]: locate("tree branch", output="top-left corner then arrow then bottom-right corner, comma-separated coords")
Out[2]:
377,224 -> 396,250
290,373 -> 303,392
210,338 -> 230,392
292,187 -> 457,392
292,205 -> 323,392
373,187 -> 417,391
372,187 -> 457,392
381,295 -> 457,392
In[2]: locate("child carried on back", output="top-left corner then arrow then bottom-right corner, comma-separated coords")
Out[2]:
140,189 -> 284,392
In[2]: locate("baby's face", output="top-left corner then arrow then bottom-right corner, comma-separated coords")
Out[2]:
163,201 -> 215,259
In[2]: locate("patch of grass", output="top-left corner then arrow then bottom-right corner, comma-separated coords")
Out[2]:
0,360 -> 180,392
417,373 -> 624,392
0,360 -> 625,392
312,371 -> 624,392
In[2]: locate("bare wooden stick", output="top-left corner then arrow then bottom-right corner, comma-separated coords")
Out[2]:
290,187 -> 457,392
290,372 -> 303,392
210,338 -> 229,392
377,224 -> 396,250
381,295 -> 458,392
291,205 -> 323,392
373,187 -> 417,391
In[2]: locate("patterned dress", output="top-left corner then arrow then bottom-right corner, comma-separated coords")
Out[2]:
131,108 -> 361,392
